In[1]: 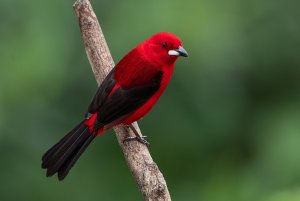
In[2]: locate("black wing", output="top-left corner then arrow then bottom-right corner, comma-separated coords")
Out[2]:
95,71 -> 163,129
86,68 -> 116,116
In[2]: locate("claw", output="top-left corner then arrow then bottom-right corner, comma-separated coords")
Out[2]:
124,124 -> 150,146
123,135 -> 150,146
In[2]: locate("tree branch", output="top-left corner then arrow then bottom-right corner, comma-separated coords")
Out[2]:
73,0 -> 171,200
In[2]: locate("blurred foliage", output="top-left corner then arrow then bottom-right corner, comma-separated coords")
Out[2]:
0,0 -> 300,200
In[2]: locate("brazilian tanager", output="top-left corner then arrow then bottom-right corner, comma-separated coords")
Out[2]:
42,32 -> 188,180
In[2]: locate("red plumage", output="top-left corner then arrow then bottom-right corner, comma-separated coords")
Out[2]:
42,32 -> 188,180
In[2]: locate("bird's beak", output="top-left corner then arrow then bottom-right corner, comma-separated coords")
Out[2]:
168,46 -> 189,57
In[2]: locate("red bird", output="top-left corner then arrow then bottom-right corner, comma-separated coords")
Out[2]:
42,32 -> 188,180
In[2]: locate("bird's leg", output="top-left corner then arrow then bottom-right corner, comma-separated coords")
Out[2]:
123,124 -> 150,146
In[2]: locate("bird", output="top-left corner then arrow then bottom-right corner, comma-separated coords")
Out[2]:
42,32 -> 188,180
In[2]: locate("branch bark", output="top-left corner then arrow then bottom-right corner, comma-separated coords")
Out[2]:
73,1 -> 171,200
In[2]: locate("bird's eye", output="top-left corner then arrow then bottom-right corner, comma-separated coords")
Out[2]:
162,43 -> 167,49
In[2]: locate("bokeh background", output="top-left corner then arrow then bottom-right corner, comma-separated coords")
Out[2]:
1,0 -> 300,200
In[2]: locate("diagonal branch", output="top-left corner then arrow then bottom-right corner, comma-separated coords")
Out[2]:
73,0 -> 171,200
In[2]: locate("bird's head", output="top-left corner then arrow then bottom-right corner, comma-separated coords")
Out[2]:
142,32 -> 188,66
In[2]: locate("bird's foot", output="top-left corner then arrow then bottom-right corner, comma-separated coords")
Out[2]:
124,135 -> 150,146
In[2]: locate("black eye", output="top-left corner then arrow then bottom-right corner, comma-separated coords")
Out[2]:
162,43 -> 167,49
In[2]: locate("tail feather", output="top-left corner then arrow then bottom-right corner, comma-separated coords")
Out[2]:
45,127 -> 88,177
42,120 -> 95,180
42,121 -> 83,162
57,134 -> 95,180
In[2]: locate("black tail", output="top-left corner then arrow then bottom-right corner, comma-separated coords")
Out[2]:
42,120 -> 95,180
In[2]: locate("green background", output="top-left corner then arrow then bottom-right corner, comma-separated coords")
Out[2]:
1,0 -> 300,200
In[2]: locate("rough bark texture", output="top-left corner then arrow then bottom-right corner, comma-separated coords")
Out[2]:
73,1 -> 171,200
